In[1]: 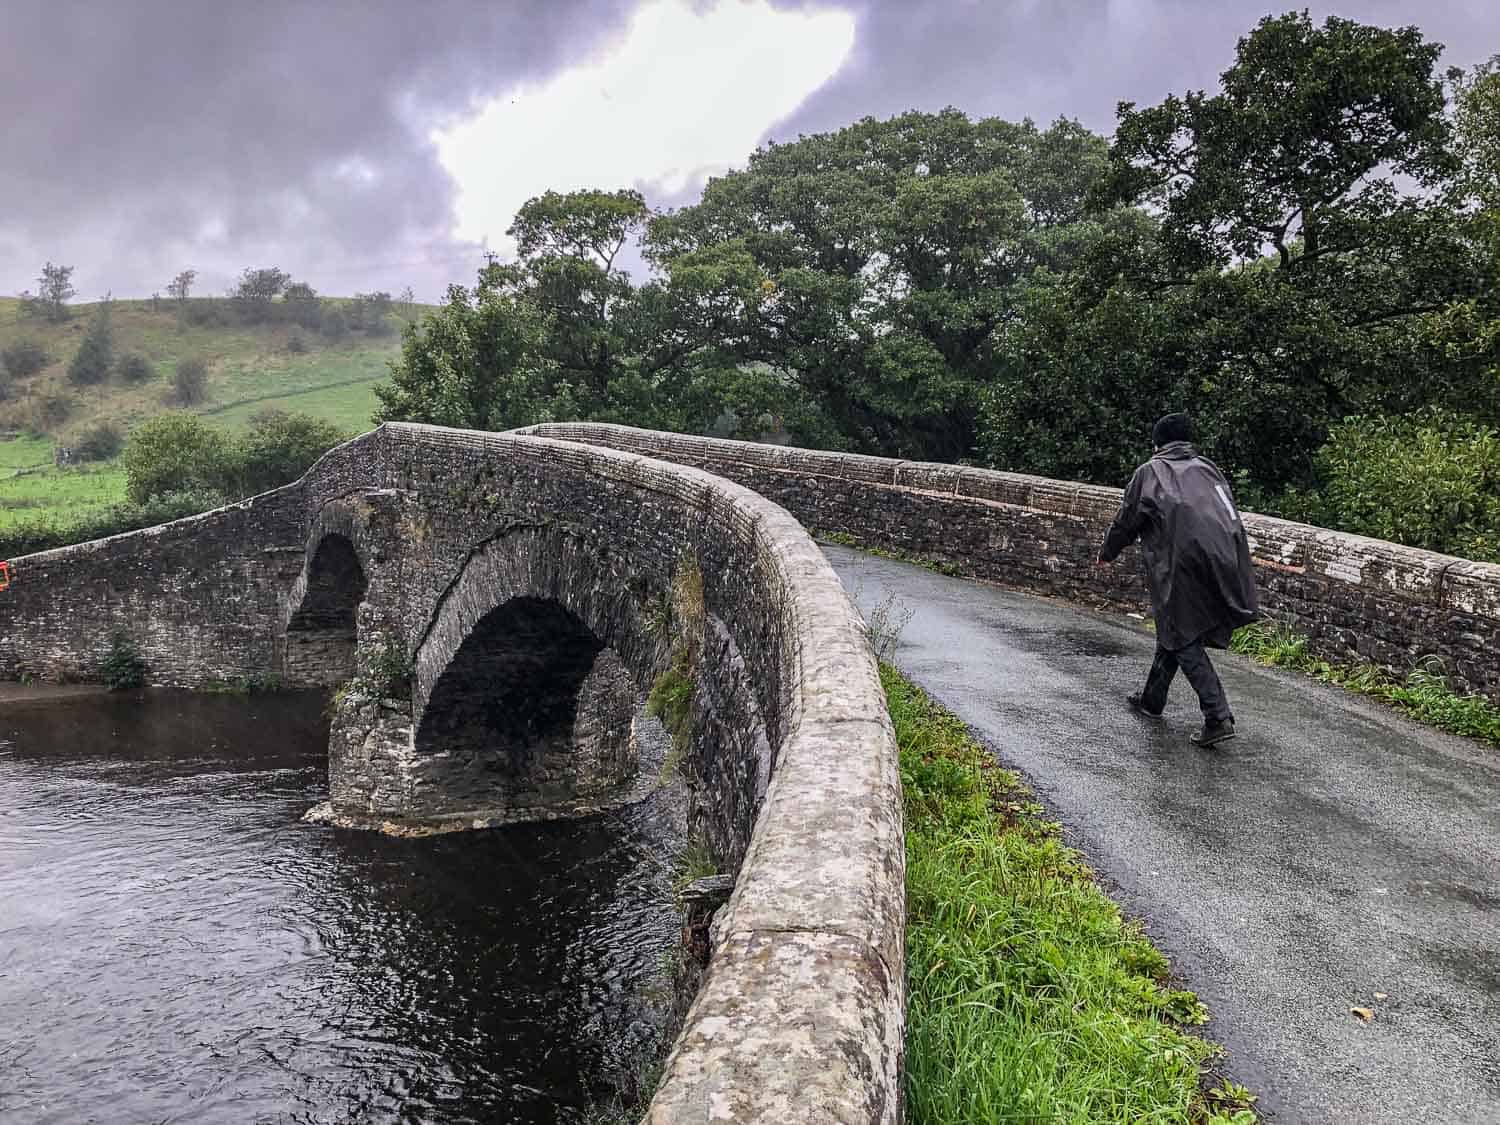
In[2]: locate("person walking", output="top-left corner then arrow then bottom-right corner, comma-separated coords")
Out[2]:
1096,412 -> 1259,745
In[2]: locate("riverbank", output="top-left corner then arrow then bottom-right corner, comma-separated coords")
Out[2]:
0,681 -> 109,703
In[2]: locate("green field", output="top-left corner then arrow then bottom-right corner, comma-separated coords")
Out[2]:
0,434 -> 52,475
0,466 -> 127,530
0,296 -> 411,528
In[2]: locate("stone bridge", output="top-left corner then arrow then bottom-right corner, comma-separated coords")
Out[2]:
0,423 -> 904,1123
6,421 -> 1500,1123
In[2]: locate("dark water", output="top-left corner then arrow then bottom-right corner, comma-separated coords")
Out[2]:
0,689 -> 680,1125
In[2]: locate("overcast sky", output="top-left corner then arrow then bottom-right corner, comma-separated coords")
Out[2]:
2,0 -> 1495,303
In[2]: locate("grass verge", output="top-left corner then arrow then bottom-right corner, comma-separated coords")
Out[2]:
1230,621 -> 1500,747
817,529 -> 964,576
884,663 -> 1257,1124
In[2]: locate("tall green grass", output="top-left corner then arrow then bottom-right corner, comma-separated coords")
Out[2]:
0,434 -> 52,475
1230,621 -> 1500,747
885,664 -> 1256,1124
0,465 -> 127,529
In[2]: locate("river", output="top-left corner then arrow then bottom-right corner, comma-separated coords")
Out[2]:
0,687 -> 681,1124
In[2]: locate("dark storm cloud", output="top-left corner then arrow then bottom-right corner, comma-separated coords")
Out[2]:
4,1 -> 1496,300
0,0 -> 637,300
768,0 -> 1499,141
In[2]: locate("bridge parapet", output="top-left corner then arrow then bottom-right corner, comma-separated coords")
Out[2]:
522,423 -> 1500,704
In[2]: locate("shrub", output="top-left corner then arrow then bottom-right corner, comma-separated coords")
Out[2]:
1312,410 -> 1500,562
115,353 -> 154,383
102,632 -> 147,691
67,303 -> 114,385
286,332 -> 308,354
172,357 -> 208,405
351,291 -> 396,335
122,412 -> 230,503
284,283 -> 323,331
181,298 -> 232,327
317,307 -> 348,339
70,420 -> 125,462
1,339 -> 50,379
231,408 -> 344,495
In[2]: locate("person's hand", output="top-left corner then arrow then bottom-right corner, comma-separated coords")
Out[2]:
1095,557 -> 1110,568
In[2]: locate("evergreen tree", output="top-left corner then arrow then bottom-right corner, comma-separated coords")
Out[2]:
67,300 -> 114,385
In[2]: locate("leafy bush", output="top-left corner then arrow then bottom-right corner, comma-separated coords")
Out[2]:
70,420 -> 125,462
172,357 -> 208,405
350,291 -> 396,335
102,632 -> 147,691
115,353 -> 154,383
317,307 -> 348,339
67,303 -> 114,385
231,409 -> 344,495
286,332 -> 308,354
1310,410 -> 1500,562
181,298 -> 233,327
1,339 -> 50,379
117,408 -> 343,506
121,412 -> 230,503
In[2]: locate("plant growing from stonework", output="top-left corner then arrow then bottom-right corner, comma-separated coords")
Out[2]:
648,658 -> 695,765
646,552 -> 705,764
367,636 -> 413,698
671,835 -> 719,896
102,631 -> 146,691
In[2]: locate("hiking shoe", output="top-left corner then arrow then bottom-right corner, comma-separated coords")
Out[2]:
1128,693 -> 1163,718
1191,719 -> 1236,746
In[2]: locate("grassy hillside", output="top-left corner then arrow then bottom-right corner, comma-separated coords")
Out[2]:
0,297 -> 412,530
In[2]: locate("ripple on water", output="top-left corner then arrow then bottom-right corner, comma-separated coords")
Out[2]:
0,691 -> 681,1125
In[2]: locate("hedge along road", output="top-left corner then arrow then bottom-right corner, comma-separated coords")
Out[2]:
825,544 -> 1500,1124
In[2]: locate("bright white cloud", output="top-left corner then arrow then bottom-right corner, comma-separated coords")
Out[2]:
434,0 -> 855,251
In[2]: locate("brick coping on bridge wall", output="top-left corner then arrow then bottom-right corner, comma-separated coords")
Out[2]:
520,423 -> 1500,704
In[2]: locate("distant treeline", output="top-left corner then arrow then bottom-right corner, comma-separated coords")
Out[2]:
9,262 -> 409,339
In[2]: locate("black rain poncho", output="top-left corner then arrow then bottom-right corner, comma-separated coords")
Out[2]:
1098,442 -> 1260,651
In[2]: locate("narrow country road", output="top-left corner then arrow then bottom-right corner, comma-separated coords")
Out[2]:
825,545 -> 1500,1125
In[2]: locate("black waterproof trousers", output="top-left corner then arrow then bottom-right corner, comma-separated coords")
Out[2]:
1141,641 -> 1232,723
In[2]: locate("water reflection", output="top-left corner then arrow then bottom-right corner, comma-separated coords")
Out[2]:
0,689 -> 679,1124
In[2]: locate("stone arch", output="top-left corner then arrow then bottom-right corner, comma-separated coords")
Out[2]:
414,595 -> 637,807
340,523 -> 648,820
283,532 -> 368,686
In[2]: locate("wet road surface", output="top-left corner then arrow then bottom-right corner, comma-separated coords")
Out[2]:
828,544 -> 1500,1125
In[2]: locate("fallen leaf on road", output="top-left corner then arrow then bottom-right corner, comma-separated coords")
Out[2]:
1351,1007 -> 1375,1022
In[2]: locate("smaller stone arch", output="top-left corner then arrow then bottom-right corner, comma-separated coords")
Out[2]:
283,532 -> 368,686
324,523 -> 650,825
414,595 -> 637,810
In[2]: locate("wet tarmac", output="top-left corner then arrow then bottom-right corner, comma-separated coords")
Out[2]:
829,545 -> 1500,1124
